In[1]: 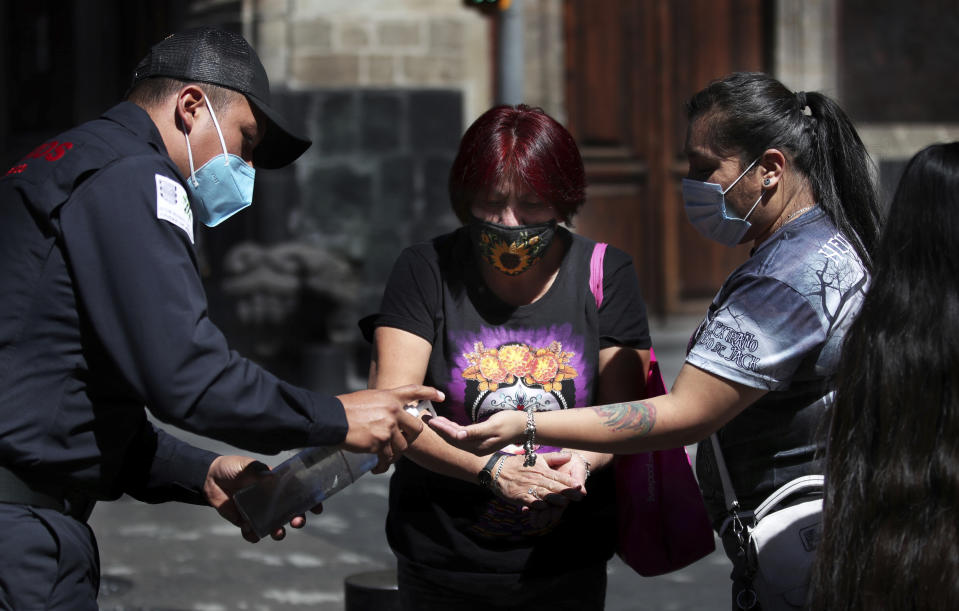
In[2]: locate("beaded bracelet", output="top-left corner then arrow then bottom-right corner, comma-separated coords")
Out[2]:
523,407 -> 537,467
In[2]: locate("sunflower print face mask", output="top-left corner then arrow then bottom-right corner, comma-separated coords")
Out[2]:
468,218 -> 558,275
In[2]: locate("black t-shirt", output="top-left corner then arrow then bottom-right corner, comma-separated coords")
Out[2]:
361,226 -> 651,575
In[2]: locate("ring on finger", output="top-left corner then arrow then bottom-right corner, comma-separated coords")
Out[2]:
527,487 -> 541,501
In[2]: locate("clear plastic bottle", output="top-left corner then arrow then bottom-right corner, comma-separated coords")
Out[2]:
233,400 -> 435,539
234,446 -> 376,539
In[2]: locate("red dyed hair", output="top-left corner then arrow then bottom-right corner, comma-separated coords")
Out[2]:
448,104 -> 586,223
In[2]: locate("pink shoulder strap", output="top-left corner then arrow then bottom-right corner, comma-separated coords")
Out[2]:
589,242 -> 608,309
588,241 -> 659,371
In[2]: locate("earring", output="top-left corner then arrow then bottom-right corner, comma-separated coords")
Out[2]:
763,178 -> 771,186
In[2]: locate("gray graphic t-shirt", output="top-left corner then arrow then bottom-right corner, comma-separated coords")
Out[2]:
689,208 -> 868,523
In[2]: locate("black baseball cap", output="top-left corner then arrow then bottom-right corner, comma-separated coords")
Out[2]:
131,26 -> 311,169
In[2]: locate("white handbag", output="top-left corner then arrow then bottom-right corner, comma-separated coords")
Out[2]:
711,436 -> 824,610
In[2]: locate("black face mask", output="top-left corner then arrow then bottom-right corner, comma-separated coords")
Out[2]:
468,218 -> 558,276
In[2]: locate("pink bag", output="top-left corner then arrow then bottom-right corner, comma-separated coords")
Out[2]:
590,243 -> 715,577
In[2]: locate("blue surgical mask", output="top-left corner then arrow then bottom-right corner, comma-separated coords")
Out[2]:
183,100 -> 255,227
682,158 -> 763,246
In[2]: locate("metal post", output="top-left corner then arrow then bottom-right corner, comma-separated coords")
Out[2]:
497,0 -> 524,105
344,569 -> 400,611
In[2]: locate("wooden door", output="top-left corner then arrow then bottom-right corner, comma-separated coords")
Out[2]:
564,0 -> 768,315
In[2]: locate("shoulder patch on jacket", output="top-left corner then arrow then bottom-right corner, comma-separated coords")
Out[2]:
155,174 -> 194,244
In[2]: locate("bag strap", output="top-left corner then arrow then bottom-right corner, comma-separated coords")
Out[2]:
712,433 -> 753,543
588,241 -> 663,397
710,433 -> 740,512
712,434 -> 759,609
714,432 -> 825,547
588,242 -> 608,309
752,475 -> 824,522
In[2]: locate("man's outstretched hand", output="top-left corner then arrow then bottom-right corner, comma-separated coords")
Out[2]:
338,384 -> 445,472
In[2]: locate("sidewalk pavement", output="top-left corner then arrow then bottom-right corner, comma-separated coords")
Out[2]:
91,315 -> 733,611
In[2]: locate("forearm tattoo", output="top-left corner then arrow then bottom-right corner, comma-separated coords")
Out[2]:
591,402 -> 656,436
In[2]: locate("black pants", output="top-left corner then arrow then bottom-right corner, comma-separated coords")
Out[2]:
0,503 -> 99,610
396,556 -> 607,611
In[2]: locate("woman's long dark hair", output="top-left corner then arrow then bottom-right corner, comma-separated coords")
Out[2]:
686,72 -> 882,267
808,142 -> 959,610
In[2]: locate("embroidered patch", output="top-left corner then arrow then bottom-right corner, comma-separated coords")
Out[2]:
155,174 -> 194,244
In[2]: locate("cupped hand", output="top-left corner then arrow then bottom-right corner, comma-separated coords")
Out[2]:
522,452 -> 595,530
492,453 -> 583,509
540,452 -> 589,497
203,455 -> 324,543
427,410 -> 526,455
338,385 -> 445,472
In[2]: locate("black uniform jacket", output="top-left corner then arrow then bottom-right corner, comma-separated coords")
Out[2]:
0,102 -> 347,504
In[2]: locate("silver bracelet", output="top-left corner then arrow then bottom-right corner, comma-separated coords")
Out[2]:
491,454 -> 510,491
523,407 -> 537,467
570,451 -> 591,480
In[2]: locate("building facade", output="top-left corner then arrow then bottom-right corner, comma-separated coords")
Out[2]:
2,0 -> 957,390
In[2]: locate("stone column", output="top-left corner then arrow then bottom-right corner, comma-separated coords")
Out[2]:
774,0 -> 838,95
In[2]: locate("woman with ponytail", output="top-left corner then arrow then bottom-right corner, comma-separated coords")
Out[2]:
809,142 -> 959,610
430,72 -> 883,608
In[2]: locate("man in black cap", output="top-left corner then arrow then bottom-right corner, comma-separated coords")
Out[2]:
0,26 -> 441,609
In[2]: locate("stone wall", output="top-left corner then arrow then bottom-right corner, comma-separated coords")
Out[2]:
250,0 -> 492,127
203,87 -> 463,392
520,0 -> 565,122
774,0 -> 959,208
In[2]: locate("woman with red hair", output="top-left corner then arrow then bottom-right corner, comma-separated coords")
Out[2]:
360,105 -> 652,609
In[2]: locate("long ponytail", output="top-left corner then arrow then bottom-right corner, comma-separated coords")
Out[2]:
803,91 -> 882,264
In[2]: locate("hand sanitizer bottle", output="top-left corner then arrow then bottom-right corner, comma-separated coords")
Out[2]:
234,400 -> 435,539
